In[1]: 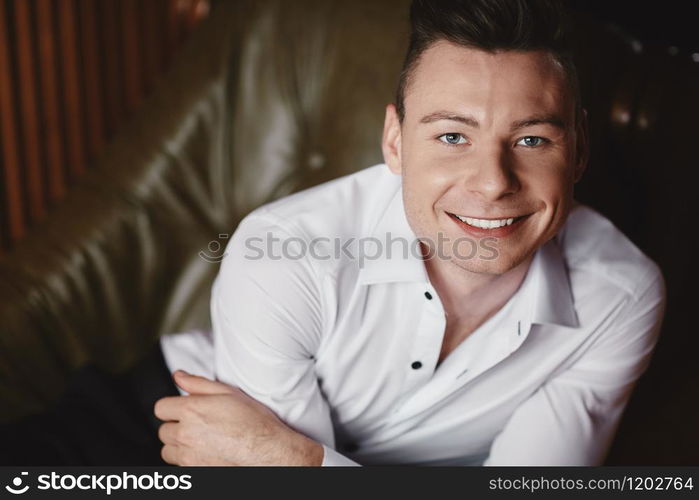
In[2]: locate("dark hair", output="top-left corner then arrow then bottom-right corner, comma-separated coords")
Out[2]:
395,0 -> 580,124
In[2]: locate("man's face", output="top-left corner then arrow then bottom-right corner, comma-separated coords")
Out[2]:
382,41 -> 587,275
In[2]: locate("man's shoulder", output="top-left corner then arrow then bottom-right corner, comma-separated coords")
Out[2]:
241,163 -> 399,241
557,203 -> 664,302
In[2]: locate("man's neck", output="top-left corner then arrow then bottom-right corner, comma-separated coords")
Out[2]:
424,247 -> 533,325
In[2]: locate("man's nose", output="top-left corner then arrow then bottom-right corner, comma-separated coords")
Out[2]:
461,145 -> 519,202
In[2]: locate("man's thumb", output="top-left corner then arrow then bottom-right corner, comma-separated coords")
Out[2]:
173,370 -> 236,395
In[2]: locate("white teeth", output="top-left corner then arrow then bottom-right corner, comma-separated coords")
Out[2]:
454,214 -> 517,229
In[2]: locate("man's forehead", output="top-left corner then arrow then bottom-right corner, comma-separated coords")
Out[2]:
405,41 -> 573,121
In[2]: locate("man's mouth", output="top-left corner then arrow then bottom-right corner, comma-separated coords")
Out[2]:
447,212 -> 528,230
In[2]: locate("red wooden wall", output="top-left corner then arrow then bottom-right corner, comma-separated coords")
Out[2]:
0,0 -> 209,252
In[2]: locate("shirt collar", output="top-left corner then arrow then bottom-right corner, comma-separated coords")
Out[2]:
357,177 -> 578,328
526,236 -> 579,328
357,184 -> 429,285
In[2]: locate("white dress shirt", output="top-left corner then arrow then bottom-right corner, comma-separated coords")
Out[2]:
160,163 -> 665,466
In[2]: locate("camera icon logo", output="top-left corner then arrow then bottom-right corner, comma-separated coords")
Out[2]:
198,234 -> 229,263
5,471 -> 29,494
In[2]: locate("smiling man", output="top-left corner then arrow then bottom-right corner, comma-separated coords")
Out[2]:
156,0 -> 666,466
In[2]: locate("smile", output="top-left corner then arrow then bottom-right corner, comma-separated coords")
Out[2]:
447,213 -> 527,230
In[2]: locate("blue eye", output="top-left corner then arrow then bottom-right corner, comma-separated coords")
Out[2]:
438,133 -> 468,145
517,136 -> 547,147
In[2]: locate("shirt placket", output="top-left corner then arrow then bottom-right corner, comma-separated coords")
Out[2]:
391,284 -> 447,412
390,285 -> 536,419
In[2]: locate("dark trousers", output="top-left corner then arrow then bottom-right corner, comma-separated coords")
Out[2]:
0,341 -> 179,465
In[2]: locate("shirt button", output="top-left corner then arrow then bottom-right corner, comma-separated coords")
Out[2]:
411,361 -> 423,370
424,291 -> 433,300
343,442 -> 359,453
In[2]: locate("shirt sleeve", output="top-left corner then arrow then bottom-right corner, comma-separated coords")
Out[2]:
211,211 -> 360,466
483,265 -> 666,466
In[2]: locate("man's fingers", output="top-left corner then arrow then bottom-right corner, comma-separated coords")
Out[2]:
160,444 -> 180,465
153,395 -> 187,421
173,370 -> 238,395
158,421 -> 179,445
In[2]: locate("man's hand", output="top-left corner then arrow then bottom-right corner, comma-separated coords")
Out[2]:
153,370 -> 323,466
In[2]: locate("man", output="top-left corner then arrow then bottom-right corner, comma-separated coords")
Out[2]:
154,0 -> 665,466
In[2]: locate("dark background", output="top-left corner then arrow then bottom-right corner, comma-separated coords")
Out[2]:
568,0 -> 698,465
570,0 -> 699,53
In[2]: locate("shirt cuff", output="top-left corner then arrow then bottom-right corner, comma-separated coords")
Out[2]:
321,445 -> 361,466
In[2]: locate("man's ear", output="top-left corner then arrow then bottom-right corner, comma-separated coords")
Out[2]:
573,107 -> 589,184
382,103 -> 403,175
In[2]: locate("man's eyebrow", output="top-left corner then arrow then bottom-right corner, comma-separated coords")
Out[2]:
510,114 -> 567,132
419,112 -> 480,127
418,111 -> 567,131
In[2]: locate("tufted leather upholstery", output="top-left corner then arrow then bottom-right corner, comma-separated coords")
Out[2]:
0,0 -> 696,464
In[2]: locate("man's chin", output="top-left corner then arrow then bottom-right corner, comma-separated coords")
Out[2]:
449,251 -> 529,276
447,258 -> 501,276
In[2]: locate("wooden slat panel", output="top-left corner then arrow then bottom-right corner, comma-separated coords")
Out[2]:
57,0 -> 86,180
121,0 -> 143,113
99,0 -> 124,138
1,0 -> 209,250
0,0 -> 26,242
141,0 -> 164,92
79,0 -> 105,159
0,178 -> 4,250
186,0 -> 198,32
36,0 -> 66,204
187,0 -> 208,32
165,0 -> 182,61
14,0 -> 46,221
157,0 -> 170,70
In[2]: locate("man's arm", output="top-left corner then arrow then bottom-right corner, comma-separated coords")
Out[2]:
155,369 -> 325,465
209,211 -> 359,466
483,267 -> 665,465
